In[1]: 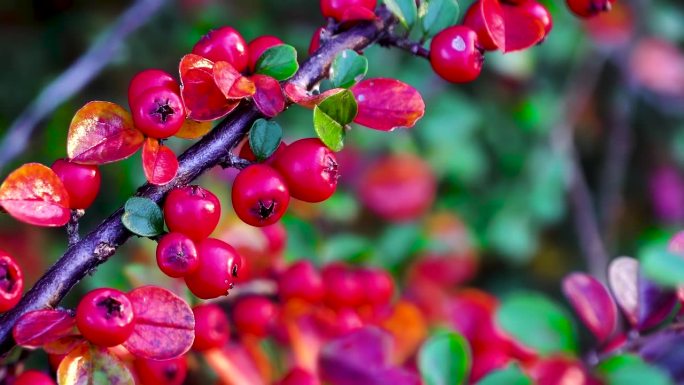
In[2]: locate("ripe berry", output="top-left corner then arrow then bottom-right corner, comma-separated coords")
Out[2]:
566,0 -> 615,18
262,222 -> 287,255
156,232 -> 199,278
192,304 -> 230,351
75,288 -> 135,347
322,263 -> 364,309
163,186 -> 221,241
358,268 -> 394,306
463,1 -> 499,51
232,296 -> 278,338
184,238 -> 241,299
517,0 -> 553,36
239,140 -> 287,164
273,138 -> 339,203
134,356 -> 188,385
14,371 -> 56,385
0,251 -> 23,312
248,35 -> 284,73
278,260 -> 324,303
192,26 -> 249,73
131,86 -> 185,139
51,158 -> 101,210
232,164 -> 290,227
279,368 -> 320,385
320,0 -> 377,21
128,69 -> 180,106
430,26 -> 484,83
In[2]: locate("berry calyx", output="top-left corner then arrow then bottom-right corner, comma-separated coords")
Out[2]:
232,164 -> 290,227
430,25 -> 484,83
322,263 -> 364,309
14,370 -> 56,385
247,35 -> 284,73
192,26 -> 249,73
184,238 -> 241,299
75,288 -> 135,347
232,295 -> 278,338
192,304 -> 230,351
566,0 -> 615,18
134,356 -> 188,385
320,0 -> 377,21
273,138 -> 339,203
128,69 -> 180,107
155,232 -> 199,278
51,158 -> 101,210
163,186 -> 221,241
0,251 -> 23,312
131,86 -> 186,139
278,260 -> 324,303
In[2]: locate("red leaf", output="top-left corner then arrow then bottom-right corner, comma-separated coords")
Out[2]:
213,61 -> 256,99
251,75 -> 286,117
501,3 -> 545,52
179,54 -> 240,121
351,78 -> 425,131
43,336 -> 86,355
204,344 -> 266,385
340,6 -> 376,22
562,272 -> 617,343
0,163 -> 70,227
67,101 -> 144,164
13,309 -> 77,348
141,138 -> 179,186
480,0 -> 506,50
123,285 -> 195,360
283,83 -> 345,109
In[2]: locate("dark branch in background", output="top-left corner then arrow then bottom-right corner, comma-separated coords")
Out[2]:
0,14 -> 393,355
0,0 -> 167,173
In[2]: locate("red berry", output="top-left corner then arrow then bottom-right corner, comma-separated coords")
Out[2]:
358,268 -> 394,306
517,0 -> 553,36
248,35 -> 284,73
320,0 -> 376,21
278,260 -> 324,303
51,158 -> 101,210
14,371 -> 56,385
134,356 -> 188,385
163,186 -> 221,241
232,164 -> 290,227
430,26 -> 484,83
184,238 -> 241,299
156,232 -> 199,278
566,0 -> 615,18
75,288 -> 135,347
131,86 -> 185,139
0,251 -> 23,312
262,222 -> 287,255
192,26 -> 249,73
322,263 -> 364,308
279,368 -> 320,385
192,304 -> 230,351
273,138 -> 339,203
232,296 -> 278,338
463,1 -> 499,51
239,140 -> 287,164
128,69 -> 179,107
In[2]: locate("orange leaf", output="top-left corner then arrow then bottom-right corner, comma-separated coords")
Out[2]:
204,345 -> 266,385
57,343 -> 134,385
175,119 -> 213,140
67,101 -> 144,164
251,74 -> 286,117
0,163 -> 70,227
213,61 -> 256,99
381,301 -> 428,364
179,54 -> 240,121
351,78 -> 425,131
141,138 -> 179,186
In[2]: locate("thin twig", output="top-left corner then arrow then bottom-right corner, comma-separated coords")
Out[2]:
0,0 -> 167,173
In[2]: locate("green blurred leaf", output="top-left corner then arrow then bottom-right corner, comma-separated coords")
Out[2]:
418,330 -> 471,385
255,44 -> 299,80
496,292 -> 577,355
320,233 -> 372,263
420,0 -> 459,38
374,223 -> 421,268
313,90 -> 358,151
330,49 -> 368,89
384,0 -> 418,28
641,245 -> 684,288
487,208 -> 537,264
476,364 -> 532,385
597,354 -> 674,385
122,197 -> 164,237
249,119 -> 283,161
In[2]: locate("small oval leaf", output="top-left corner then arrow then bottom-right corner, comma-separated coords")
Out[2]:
141,138 -> 179,186
351,78 -> 425,131
313,106 -> 346,152
330,49 -> 368,89
313,90 -> 358,152
121,197 -> 164,237
384,0 -> 418,28
283,83 -> 345,109
175,119 -> 213,140
57,343 -> 134,385
608,257 -> 639,326
476,364 -> 533,385
420,0 -> 460,39
249,119 -> 283,161
13,309 -> 77,349
641,246 -> 684,288
179,54 -> 240,121
637,272 -> 678,331
213,61 -> 256,99
255,45 -> 299,81
562,272 -> 617,343
418,330 -> 470,385
251,74 -> 286,118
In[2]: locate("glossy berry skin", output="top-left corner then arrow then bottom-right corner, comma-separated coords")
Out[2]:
239,140 -> 287,164
358,268 -> 394,306
566,0 -> 615,18
232,296 -> 278,337
14,370 -> 56,385
131,86 -> 185,139
155,232 -> 199,278
0,251 -> 23,312
273,138 -> 339,203
184,238 -> 241,299
518,0 -> 553,36
51,159 -> 101,210
248,35 -> 284,73
75,288 -> 135,347
134,356 -> 188,385
232,164 -> 290,227
430,26 -> 484,83
192,304 -> 230,351
192,26 -> 249,73
322,263 -> 364,309
320,0 -> 377,21
278,260 -> 324,303
128,69 -> 179,106
279,368 -> 320,385
463,1 -> 498,51
163,186 -> 221,241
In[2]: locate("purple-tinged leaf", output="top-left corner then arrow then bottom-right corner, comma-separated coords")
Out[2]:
562,272 -> 618,343
608,257 -> 639,326
639,329 -> 684,382
637,273 -> 678,331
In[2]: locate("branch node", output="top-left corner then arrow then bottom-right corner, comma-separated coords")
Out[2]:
93,242 -> 116,261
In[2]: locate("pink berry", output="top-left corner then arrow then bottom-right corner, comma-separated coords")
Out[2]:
273,138 -> 339,203
192,26 -> 249,73
131,86 -> 186,139
430,26 -> 484,83
155,232 -> 199,278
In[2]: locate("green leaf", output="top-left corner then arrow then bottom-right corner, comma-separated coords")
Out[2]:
121,197 -> 164,237
495,292 -> 577,355
313,90 -> 358,152
476,364 -> 532,385
420,0 -> 460,38
321,233 -> 372,263
597,354 -> 674,385
418,330 -> 471,385
641,245 -> 684,288
384,0 -> 418,28
330,49 -> 368,89
255,44 -> 299,81
249,119 -> 283,161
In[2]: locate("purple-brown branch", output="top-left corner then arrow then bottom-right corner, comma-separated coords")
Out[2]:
0,15 -> 394,355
